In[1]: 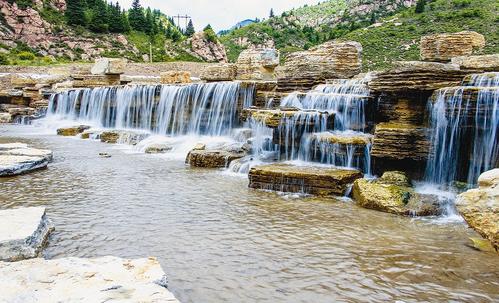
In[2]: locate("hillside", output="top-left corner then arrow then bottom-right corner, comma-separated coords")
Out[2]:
0,0 -> 226,66
221,0 -> 499,70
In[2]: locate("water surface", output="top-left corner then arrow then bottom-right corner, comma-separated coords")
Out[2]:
1,125 -> 498,303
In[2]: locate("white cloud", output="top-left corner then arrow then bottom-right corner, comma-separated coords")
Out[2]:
116,0 -> 320,32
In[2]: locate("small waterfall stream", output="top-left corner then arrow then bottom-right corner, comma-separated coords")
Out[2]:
425,72 -> 499,185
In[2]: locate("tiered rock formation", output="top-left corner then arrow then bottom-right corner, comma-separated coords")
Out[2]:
277,41 -> 362,92
200,63 -> 237,82
420,31 -> 486,62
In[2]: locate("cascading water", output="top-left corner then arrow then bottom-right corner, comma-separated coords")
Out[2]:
276,78 -> 372,173
425,72 -> 499,185
47,82 -> 254,137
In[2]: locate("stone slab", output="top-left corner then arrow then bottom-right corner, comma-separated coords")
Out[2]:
0,207 -> 54,262
0,256 -> 180,302
0,155 -> 49,177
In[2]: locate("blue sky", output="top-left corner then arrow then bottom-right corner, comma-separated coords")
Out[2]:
116,0 -> 320,32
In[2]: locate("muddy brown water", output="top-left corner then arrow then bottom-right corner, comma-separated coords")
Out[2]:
1,125 -> 498,303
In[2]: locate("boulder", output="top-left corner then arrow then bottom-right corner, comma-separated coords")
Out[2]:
0,113 -> 12,123
160,71 -> 192,84
200,63 -> 237,82
100,130 -> 149,145
0,256 -> 180,302
236,48 -> 280,81
91,58 -> 127,75
353,172 -> 443,216
420,31 -> 485,62
57,125 -> 91,136
452,54 -> 499,72
0,207 -> 54,262
456,169 -> 499,252
277,41 -> 362,92
249,164 -> 363,196
369,61 -> 466,93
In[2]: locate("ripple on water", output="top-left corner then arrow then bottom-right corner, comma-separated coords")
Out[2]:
0,124 -> 498,303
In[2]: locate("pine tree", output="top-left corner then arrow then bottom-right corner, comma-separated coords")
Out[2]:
415,0 -> 426,13
128,0 -> 147,31
185,19 -> 195,37
269,8 -> 274,18
88,0 -> 109,32
144,7 -> 154,34
108,2 -> 125,33
66,0 -> 87,26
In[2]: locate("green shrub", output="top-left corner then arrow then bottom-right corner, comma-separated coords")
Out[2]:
203,25 -> 218,43
17,51 -> 35,60
0,53 -> 10,65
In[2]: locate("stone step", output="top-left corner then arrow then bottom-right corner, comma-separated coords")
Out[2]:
249,163 -> 363,196
310,131 -> 373,146
0,207 -> 54,262
241,108 -> 334,129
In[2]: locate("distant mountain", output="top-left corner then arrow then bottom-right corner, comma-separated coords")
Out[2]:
218,19 -> 257,35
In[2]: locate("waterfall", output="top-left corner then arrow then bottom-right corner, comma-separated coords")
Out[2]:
425,72 -> 499,185
47,82 -> 253,137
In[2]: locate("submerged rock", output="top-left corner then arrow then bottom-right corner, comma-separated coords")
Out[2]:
0,256 -> 180,302
249,164 -> 363,196
456,169 -> 499,252
0,207 -> 54,262
145,144 -> 173,154
352,171 -> 443,216
57,125 -> 91,136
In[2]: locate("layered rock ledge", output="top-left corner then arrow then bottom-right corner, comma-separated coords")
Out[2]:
0,207 -> 54,262
0,256 -> 180,302
249,164 -> 363,196
241,107 -> 334,129
420,31 -> 485,62
186,143 -> 249,168
456,169 -> 499,252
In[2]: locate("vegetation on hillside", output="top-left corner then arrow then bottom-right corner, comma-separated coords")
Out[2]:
221,0 -> 499,70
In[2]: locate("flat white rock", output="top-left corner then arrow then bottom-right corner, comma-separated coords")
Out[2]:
1,147 -> 53,161
0,207 -> 54,261
0,256 -> 180,302
0,155 -> 48,176
0,143 -> 29,150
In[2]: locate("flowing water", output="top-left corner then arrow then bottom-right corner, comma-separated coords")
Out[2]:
425,73 -> 499,185
1,124 -> 499,303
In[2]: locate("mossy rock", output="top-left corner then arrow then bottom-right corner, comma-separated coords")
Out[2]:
57,125 -> 91,136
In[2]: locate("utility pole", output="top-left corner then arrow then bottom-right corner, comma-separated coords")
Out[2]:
173,14 -> 191,30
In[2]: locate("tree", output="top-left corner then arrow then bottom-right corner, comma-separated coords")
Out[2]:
108,2 -> 125,33
66,0 -> 87,26
269,8 -> 274,18
203,24 -> 217,43
185,19 -> 195,37
128,0 -> 147,31
88,0 -> 109,33
415,0 -> 426,13
144,7 -> 154,34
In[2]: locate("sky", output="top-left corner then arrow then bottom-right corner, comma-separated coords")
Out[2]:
116,0 -> 320,32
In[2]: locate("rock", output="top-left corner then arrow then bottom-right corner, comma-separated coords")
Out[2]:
456,169 -> 499,252
241,107 -> 334,129
189,31 -> 228,63
371,122 -> 430,161
100,130 -> 149,145
0,143 -> 28,150
452,54 -> 499,72
99,153 -> 111,158
0,113 -> 12,123
160,71 -> 192,84
193,143 -> 206,151
0,207 -> 54,262
420,31 -> 485,62
0,256 -> 180,302
249,164 -> 363,196
145,144 -> 172,154
277,41 -> 362,92
236,48 -> 280,81
200,63 -> 237,82
72,74 -> 121,87
81,129 -> 101,140
1,148 -> 53,162
353,172 -> 443,216
91,58 -> 128,75
186,148 -> 247,168
369,61 -> 466,92
310,131 -> 372,146
57,125 -> 91,136
0,155 -> 49,177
